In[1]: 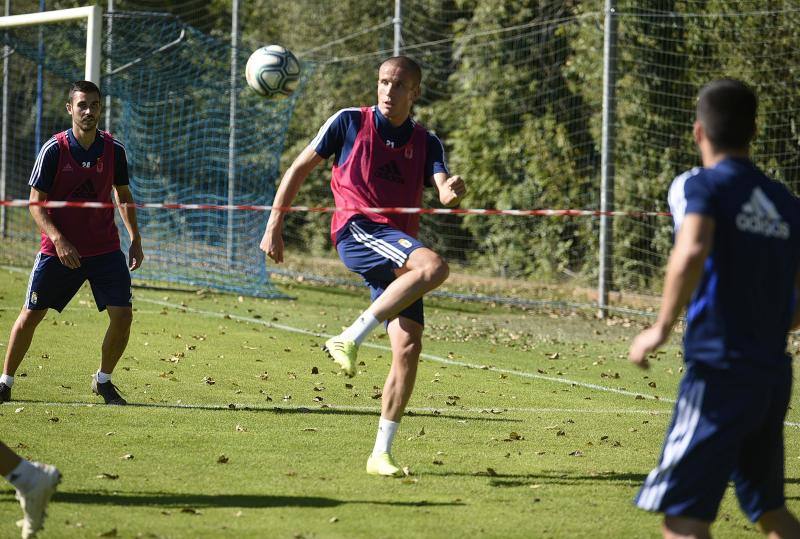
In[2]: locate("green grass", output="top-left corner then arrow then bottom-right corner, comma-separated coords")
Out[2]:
0,265 -> 798,538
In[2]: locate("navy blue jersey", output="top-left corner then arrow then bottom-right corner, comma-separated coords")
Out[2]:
28,129 -> 129,193
310,106 -> 448,184
668,157 -> 800,374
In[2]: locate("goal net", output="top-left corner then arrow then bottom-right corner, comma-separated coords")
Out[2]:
1,7 -> 309,297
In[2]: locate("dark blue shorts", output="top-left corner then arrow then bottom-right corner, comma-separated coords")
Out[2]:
25,250 -> 132,312
635,362 -> 791,522
336,217 -> 426,326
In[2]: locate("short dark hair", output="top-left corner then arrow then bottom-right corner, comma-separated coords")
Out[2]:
696,79 -> 757,151
380,56 -> 422,86
69,80 -> 102,102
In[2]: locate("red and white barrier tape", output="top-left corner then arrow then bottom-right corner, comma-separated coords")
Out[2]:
0,199 -> 672,217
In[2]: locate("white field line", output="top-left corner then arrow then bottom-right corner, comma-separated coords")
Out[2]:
138,297 -> 675,405
5,267 -> 800,428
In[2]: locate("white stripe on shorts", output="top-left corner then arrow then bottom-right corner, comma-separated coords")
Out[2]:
24,252 -> 42,309
349,221 -> 408,267
636,379 -> 705,511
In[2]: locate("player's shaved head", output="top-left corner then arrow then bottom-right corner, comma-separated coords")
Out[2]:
696,79 -> 757,152
69,80 -> 101,103
380,56 -> 422,87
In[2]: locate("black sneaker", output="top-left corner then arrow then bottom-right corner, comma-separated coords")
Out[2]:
0,382 -> 10,402
91,375 -> 127,405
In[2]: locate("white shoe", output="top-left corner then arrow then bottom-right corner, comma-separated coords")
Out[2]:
15,462 -> 61,539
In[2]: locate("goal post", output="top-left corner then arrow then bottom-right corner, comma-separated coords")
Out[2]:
0,5 -> 101,83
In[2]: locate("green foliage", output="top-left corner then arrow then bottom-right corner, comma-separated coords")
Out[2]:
5,0 -> 800,298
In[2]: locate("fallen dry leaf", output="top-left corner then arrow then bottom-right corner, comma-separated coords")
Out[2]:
217,455 -> 229,464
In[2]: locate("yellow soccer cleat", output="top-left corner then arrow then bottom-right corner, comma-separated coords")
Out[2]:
366,452 -> 404,477
323,337 -> 357,377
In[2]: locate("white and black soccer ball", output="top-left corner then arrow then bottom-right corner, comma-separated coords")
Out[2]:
245,45 -> 300,98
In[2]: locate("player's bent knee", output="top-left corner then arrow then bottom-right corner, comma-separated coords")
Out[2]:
757,506 -> 800,535
663,516 -> 712,539
421,256 -> 448,286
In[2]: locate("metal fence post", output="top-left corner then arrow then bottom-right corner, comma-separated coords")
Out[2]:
598,0 -> 618,318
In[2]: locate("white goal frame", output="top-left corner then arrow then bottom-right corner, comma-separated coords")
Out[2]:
0,5 -> 102,82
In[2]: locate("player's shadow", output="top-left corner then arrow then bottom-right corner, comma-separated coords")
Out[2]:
13,399 -> 520,422
50,491 -> 464,509
423,469 -> 648,486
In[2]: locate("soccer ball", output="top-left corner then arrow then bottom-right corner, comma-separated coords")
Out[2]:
245,45 -> 300,98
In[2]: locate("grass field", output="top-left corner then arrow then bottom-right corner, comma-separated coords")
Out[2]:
1,265 -> 799,538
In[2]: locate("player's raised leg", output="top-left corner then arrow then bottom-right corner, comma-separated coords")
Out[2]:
366,316 -> 422,476
325,247 -> 447,376
1,442 -> 60,539
1,309 -> 49,403
91,305 -> 132,405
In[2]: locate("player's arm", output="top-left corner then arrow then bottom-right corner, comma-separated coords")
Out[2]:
259,145 -> 324,263
629,213 -> 715,368
113,184 -> 143,271
431,172 -> 466,207
28,186 -> 82,269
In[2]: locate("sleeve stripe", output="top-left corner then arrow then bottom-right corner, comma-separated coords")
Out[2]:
667,167 -> 701,231
28,137 -> 58,187
434,135 -> 448,173
309,107 -> 360,150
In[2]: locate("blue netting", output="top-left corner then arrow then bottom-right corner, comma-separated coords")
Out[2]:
2,10 -> 310,297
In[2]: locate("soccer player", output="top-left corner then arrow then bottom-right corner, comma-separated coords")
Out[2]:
1,441 -> 60,539
629,79 -> 800,539
0,80 -> 143,406
260,56 -> 466,476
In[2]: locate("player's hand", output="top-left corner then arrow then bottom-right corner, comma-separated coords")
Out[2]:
53,237 -> 81,269
439,175 -> 466,207
128,239 -> 144,271
260,226 -> 284,263
628,325 -> 668,369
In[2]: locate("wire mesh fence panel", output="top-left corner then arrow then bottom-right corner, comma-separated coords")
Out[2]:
3,1 -> 799,313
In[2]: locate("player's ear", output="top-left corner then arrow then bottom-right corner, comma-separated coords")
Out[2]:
65,101 -> 72,115
693,120 -> 703,146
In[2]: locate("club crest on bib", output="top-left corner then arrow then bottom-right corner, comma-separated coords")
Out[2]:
96,156 -> 104,173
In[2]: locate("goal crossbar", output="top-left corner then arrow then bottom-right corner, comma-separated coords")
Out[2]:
0,6 -> 102,82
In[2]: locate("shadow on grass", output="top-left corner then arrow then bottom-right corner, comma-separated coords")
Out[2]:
11,399 -> 520,422
423,469 -> 649,486
43,491 -> 464,509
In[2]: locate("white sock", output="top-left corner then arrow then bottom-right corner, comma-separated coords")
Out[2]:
340,311 -> 380,346
372,417 -> 399,456
96,370 -> 112,384
5,459 -> 37,492
0,374 -> 13,387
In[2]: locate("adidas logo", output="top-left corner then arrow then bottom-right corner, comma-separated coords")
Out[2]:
375,160 -> 404,184
70,179 -> 98,200
62,163 -> 73,172
735,187 -> 790,239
